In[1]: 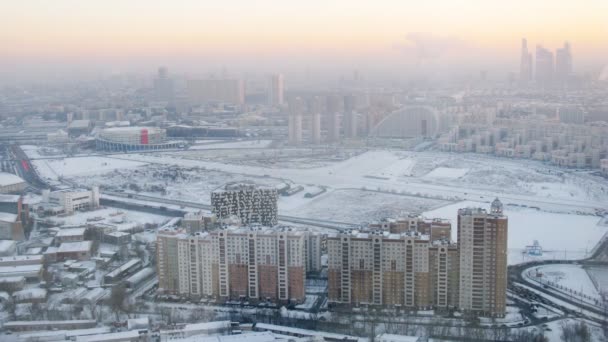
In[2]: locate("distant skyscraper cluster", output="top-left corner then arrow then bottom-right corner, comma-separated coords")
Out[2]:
520,38 -> 573,87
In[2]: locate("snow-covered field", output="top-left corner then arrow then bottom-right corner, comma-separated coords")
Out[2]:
287,189 -> 449,223
423,167 -> 469,179
423,201 -> 606,265
24,146 -> 608,266
188,140 -> 273,150
31,156 -> 147,181
99,150 -> 607,213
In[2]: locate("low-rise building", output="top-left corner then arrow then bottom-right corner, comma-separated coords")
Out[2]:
0,254 -> 44,267
0,212 -> 24,241
41,187 -> 100,214
55,227 -> 87,244
56,241 -> 93,261
0,264 -> 43,281
0,276 -> 26,292
0,239 -> 17,256
103,231 -> 131,245
0,172 -> 26,194
104,258 -> 142,284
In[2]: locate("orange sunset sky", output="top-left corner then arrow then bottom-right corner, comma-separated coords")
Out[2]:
1,0 -> 607,76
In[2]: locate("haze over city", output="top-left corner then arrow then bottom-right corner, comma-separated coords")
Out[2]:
1,0 -> 608,82
0,1 -> 607,342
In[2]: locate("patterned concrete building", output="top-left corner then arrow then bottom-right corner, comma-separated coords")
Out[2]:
211,183 -> 279,226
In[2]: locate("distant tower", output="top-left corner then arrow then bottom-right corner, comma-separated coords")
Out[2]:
519,39 -> 533,84
268,74 -> 284,106
326,95 -> 342,143
288,97 -> 304,145
153,66 -> 174,101
555,42 -> 572,85
535,45 -> 554,88
310,96 -> 322,144
343,95 -> 357,138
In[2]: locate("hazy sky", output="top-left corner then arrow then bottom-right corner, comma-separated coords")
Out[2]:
1,0 -> 607,79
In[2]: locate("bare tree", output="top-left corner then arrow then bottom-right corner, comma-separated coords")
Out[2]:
560,321 -> 591,342
511,329 -> 549,342
109,282 -> 132,321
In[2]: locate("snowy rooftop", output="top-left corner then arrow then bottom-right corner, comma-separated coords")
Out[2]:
255,323 -> 367,342
177,332 -> 278,342
105,231 -> 130,237
68,120 -> 90,129
0,172 -> 24,187
0,240 -> 16,252
0,264 -> 42,276
101,126 -> 159,132
377,334 -> 421,342
0,276 -> 24,283
76,330 -> 142,342
55,228 -> 87,237
0,212 -> 18,223
57,241 -> 92,253
105,259 -> 141,278
13,288 -> 47,300
181,320 -> 232,332
0,254 -> 43,263
328,229 -> 430,241
0,194 -> 21,202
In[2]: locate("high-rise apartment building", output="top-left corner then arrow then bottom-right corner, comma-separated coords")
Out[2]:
268,74 -> 284,106
457,198 -> 508,317
157,226 -> 310,304
156,230 -> 185,293
519,39 -> 533,84
368,216 -> 452,243
211,183 -> 279,226
187,79 -> 245,105
328,201 -> 508,317
327,230 -> 458,309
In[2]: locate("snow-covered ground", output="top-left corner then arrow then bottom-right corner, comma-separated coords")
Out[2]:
287,189 -> 449,223
527,264 -> 602,302
188,140 -> 273,150
423,167 -> 469,180
44,207 -> 172,231
423,201 -> 606,265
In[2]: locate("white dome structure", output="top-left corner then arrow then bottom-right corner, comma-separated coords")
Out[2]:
371,106 -> 440,138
